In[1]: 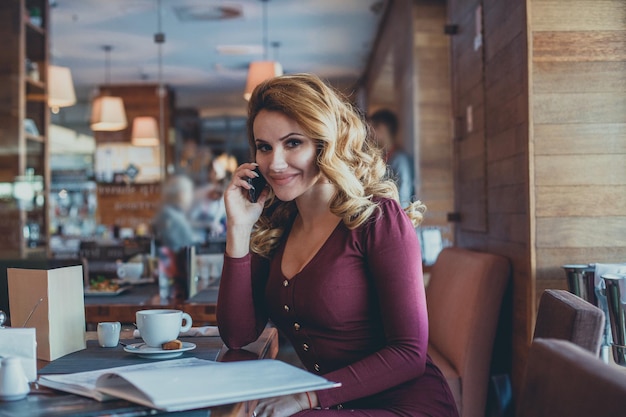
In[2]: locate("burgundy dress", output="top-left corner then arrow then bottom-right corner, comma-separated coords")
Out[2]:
217,199 -> 458,417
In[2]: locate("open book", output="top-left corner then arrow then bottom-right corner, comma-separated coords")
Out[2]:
39,357 -> 339,412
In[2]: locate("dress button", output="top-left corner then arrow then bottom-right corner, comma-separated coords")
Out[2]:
303,343 -> 309,351
283,305 -> 290,312
283,280 -> 289,287
336,404 -> 343,410
294,323 -> 301,331
314,363 -> 320,372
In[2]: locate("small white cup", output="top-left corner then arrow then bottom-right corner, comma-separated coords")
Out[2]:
136,309 -> 192,348
117,262 -> 144,281
0,357 -> 30,401
97,321 -> 121,347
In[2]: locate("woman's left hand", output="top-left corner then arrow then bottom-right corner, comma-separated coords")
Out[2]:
253,392 -> 314,416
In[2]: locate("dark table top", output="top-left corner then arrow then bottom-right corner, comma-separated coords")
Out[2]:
0,328 -> 278,417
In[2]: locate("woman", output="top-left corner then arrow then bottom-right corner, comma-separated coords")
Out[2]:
217,74 -> 458,417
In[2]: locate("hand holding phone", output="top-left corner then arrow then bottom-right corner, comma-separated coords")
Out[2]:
246,167 -> 267,203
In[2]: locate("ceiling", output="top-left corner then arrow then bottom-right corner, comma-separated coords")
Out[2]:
49,0 -> 388,127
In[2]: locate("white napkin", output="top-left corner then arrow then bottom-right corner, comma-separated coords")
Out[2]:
132,326 -> 220,339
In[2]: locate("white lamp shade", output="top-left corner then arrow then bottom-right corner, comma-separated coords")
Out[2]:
131,116 -> 160,147
90,96 -> 128,131
243,61 -> 283,101
48,65 -> 76,112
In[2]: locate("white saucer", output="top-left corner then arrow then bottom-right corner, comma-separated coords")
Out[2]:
123,342 -> 196,359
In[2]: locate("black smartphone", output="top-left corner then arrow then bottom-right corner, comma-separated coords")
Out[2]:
246,167 -> 267,203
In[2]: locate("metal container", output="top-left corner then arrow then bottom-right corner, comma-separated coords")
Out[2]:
562,264 -> 596,304
612,344 -> 626,366
602,273 -> 626,363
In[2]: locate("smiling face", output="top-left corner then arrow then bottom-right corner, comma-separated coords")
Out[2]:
253,110 -> 321,202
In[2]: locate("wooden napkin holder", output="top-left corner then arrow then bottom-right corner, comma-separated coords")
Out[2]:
8,265 -> 85,361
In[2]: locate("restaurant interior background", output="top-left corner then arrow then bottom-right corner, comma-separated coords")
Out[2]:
1,0 -> 625,399
36,0 -> 395,255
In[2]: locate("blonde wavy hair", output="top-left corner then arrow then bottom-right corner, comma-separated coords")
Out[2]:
247,73 -> 425,257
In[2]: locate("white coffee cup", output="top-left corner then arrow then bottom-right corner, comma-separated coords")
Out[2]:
117,262 -> 144,281
135,309 -> 192,347
97,321 -> 121,347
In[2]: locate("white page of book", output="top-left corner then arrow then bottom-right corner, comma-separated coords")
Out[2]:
95,359 -> 340,411
38,357 -> 209,401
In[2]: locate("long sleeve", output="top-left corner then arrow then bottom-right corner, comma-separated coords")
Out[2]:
216,253 -> 270,349
315,200 -> 428,407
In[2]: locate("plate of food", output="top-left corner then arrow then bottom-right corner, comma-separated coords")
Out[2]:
85,276 -> 129,296
84,287 -> 129,297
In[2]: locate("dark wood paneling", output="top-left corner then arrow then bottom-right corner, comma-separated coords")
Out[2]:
488,124 -> 528,161
452,0 -> 532,397
483,1 -> 525,62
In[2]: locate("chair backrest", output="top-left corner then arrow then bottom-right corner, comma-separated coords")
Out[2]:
533,289 -> 605,354
517,338 -> 626,417
426,247 -> 510,417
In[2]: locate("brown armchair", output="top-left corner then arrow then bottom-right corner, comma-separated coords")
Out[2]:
426,247 -> 511,417
517,338 -> 626,417
533,289 -> 605,354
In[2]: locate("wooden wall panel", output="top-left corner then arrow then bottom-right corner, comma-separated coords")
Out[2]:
534,123 -> 626,155
536,247 -> 626,281
534,93 -> 626,124
530,0 -> 626,371
536,185 -> 626,217
536,217 -> 626,247
414,0 -> 454,245
534,61 -> 626,92
535,155 -> 626,185
531,0 -> 626,31
534,31 -> 626,62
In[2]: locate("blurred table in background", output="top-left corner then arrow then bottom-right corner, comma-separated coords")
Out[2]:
84,280 -> 220,329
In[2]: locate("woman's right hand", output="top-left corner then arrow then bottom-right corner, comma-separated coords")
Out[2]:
224,163 -> 268,231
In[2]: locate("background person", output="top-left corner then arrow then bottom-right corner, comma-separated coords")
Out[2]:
217,74 -> 458,417
369,108 -> 415,206
152,174 -> 196,252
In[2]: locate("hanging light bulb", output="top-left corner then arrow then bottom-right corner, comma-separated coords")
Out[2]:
244,0 -> 283,101
90,45 -> 127,131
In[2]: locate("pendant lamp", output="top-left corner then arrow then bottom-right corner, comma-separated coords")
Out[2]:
90,45 -> 127,131
244,0 -> 282,100
48,65 -> 76,114
131,116 -> 159,147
